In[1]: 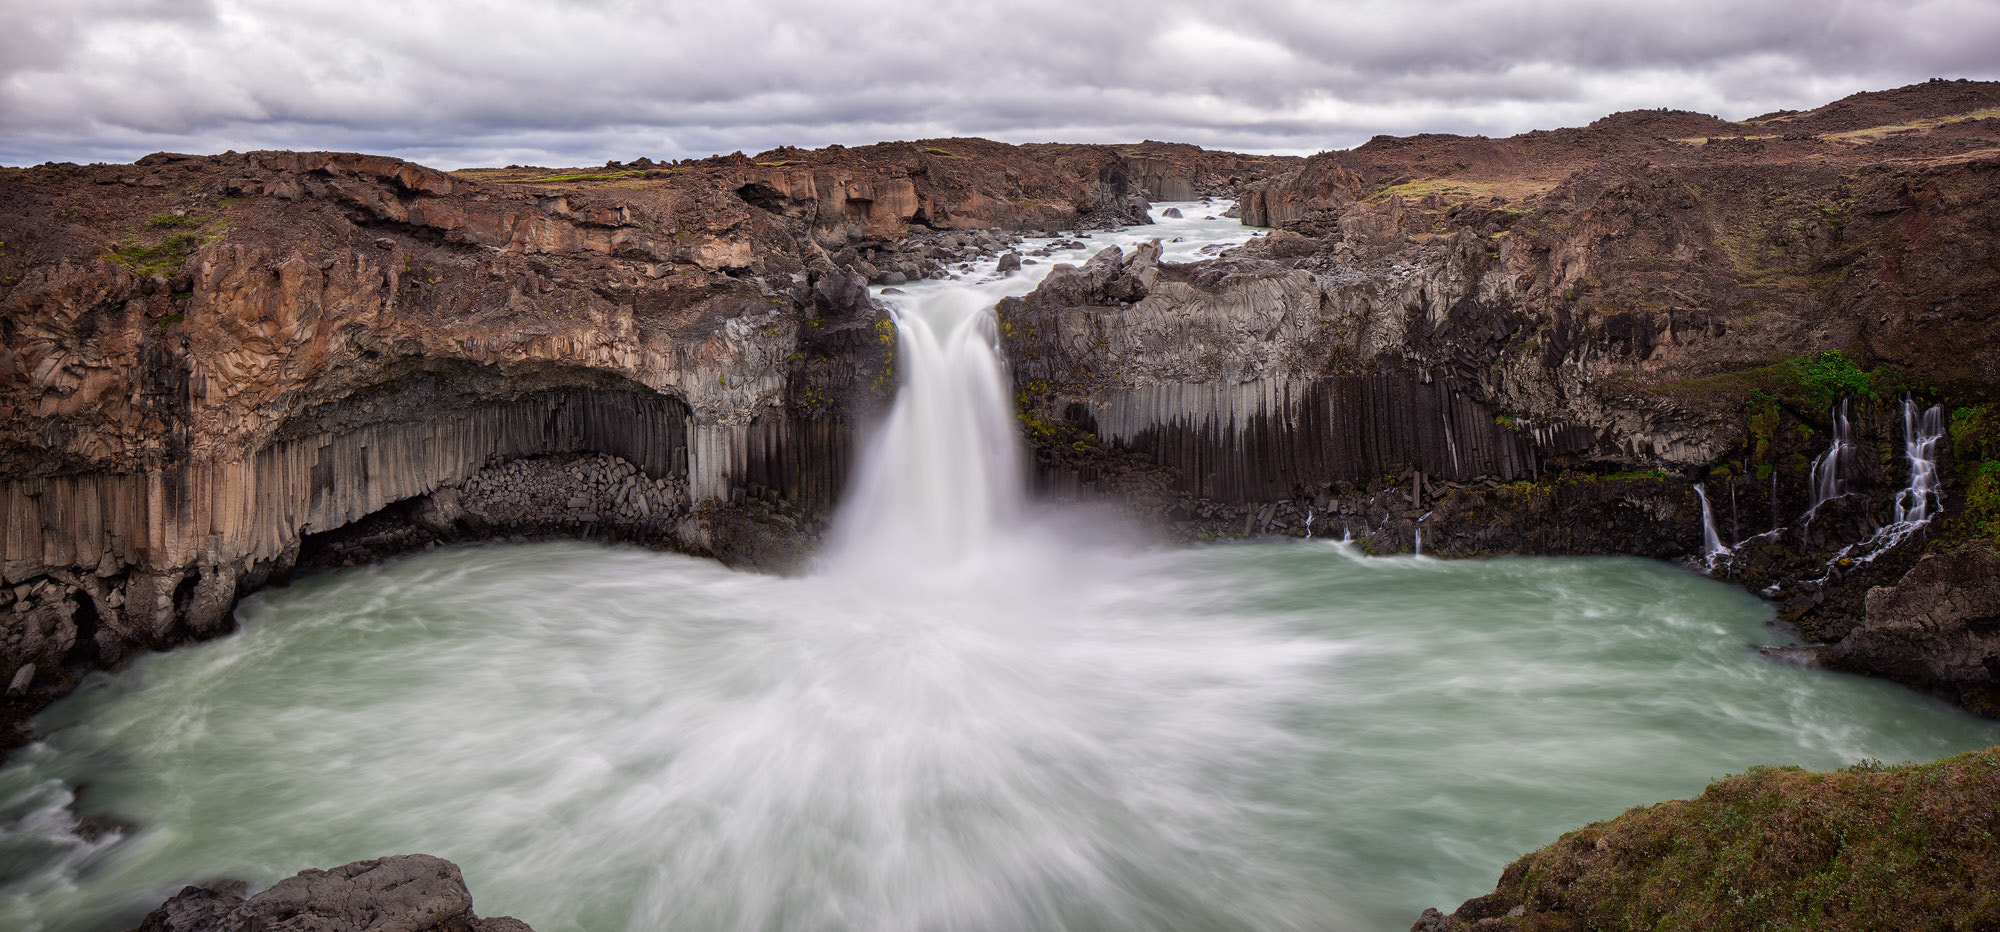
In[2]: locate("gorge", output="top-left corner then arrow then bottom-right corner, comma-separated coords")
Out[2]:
4,80 -> 2000,930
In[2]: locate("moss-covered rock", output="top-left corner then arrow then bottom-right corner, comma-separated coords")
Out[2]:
1415,747 -> 2000,931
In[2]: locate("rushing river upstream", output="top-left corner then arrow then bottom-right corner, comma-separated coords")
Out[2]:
3,204 -> 1999,932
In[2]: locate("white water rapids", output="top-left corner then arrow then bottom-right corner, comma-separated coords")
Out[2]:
3,206 -> 1999,932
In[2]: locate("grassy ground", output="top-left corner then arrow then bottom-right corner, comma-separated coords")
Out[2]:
1471,747 -> 2000,931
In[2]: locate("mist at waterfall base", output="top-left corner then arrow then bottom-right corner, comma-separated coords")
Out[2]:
4,207 -> 2000,932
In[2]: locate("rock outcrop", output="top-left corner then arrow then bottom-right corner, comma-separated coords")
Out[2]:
1838,545 -> 2000,715
1003,82 -> 2000,708
130,854 -> 531,932
0,139 -> 1291,749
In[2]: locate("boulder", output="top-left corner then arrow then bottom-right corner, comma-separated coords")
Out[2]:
128,854 -> 534,932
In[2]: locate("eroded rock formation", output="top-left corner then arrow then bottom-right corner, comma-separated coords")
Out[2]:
1003,81 -> 2000,706
0,139 -> 1292,744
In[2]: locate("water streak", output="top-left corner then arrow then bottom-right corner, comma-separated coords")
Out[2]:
1803,399 -> 1857,523
1894,398 -> 1945,524
1695,483 -> 1732,571
1811,397 -> 1947,578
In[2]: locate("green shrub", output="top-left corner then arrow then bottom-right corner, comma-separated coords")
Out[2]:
1784,350 -> 1875,405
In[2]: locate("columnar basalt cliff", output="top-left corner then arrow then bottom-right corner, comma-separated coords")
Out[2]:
0,139 -> 1294,743
1003,80 -> 2000,712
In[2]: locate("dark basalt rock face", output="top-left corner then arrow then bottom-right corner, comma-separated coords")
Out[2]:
130,854 -> 533,932
1840,546 -> 2000,715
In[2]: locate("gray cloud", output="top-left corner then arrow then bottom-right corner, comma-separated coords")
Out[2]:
4,0 -> 1997,168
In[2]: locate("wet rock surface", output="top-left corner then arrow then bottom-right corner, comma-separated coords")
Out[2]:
129,854 -> 532,932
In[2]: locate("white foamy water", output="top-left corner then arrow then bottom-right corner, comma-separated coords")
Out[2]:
1803,399 -> 1857,523
827,202 -> 1258,571
5,543 -> 1996,932
1694,483 -> 1731,571
2,205 -> 1997,932
1808,397 -> 1949,579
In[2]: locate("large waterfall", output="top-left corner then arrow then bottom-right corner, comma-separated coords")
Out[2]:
824,211 -> 1262,570
821,287 -> 1025,568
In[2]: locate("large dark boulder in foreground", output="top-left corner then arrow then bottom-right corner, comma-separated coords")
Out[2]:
131,854 -> 533,932
1412,747 -> 2000,931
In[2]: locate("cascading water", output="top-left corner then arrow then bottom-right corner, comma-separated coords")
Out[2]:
821,288 -> 1024,569
1803,399 -> 1857,523
1811,397 -> 1948,577
1893,398 -> 1945,523
1694,483 -> 1732,571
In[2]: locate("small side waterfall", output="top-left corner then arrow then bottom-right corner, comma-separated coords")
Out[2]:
1811,397 -> 1948,576
1893,399 -> 1945,523
1695,483 -> 1732,571
1803,399 -> 1857,522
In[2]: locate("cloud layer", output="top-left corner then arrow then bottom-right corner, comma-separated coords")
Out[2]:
5,0 -> 1998,168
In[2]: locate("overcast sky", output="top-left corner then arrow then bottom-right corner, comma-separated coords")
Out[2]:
4,0 -> 1998,169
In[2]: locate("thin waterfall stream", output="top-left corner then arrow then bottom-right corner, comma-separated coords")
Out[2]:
3,205 -> 1999,932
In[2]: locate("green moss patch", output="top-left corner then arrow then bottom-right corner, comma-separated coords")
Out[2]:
106,231 -> 204,277
105,212 -> 228,277
1486,747 -> 2000,931
1948,405 -> 2000,543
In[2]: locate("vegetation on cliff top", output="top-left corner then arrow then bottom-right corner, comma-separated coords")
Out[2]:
1454,747 -> 2000,931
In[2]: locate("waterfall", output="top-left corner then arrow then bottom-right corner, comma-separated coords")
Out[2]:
1803,399 -> 1857,522
1694,483 -> 1731,570
823,286 -> 1024,569
1810,397 -> 1947,577
822,201 -> 1262,571
1893,398 -> 1945,523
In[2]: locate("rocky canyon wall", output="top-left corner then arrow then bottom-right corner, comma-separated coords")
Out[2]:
1004,81 -> 2000,709
0,140 -> 1292,739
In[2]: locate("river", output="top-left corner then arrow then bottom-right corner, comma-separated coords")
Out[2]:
2,203 -> 1995,932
